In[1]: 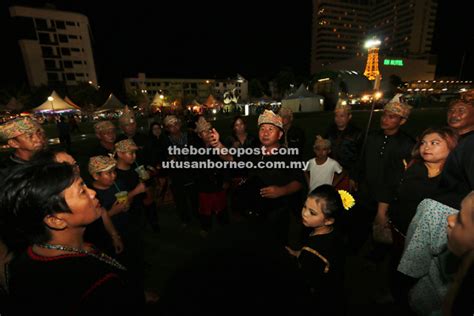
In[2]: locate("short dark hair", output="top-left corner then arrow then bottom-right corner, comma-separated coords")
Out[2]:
448,98 -> 474,108
0,162 -> 76,252
149,121 -> 162,137
307,184 -> 344,225
31,148 -> 67,164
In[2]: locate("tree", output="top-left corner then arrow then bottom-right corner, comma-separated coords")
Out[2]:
248,78 -> 265,98
273,68 -> 296,99
0,84 -> 31,109
387,74 -> 404,100
68,82 -> 104,108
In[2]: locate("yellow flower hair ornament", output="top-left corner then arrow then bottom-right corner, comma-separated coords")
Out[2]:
338,190 -> 355,210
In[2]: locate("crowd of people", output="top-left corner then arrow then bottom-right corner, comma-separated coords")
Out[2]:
0,90 -> 473,315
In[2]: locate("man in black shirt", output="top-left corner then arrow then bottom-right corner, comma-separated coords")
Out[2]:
354,98 -> 415,249
447,89 -> 474,140
117,107 -> 148,162
279,107 -> 306,159
325,101 -> 363,191
160,115 -> 199,228
438,90 -> 474,208
0,116 -> 47,173
0,116 -> 48,286
89,120 -> 117,157
211,110 -> 305,245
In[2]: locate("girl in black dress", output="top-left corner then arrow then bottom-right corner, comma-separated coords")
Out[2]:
287,184 -> 354,315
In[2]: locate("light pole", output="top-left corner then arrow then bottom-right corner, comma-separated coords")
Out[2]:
48,96 -> 55,113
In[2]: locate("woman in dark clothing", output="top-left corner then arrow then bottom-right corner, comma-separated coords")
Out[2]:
389,127 -> 459,237
143,122 -> 168,233
386,127 -> 458,313
0,162 -> 143,315
224,116 -> 257,150
147,122 -> 167,168
224,116 -> 258,220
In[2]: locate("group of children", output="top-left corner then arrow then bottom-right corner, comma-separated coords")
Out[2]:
86,138 -> 158,303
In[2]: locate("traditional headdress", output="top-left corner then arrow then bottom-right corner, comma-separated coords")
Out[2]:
194,116 -> 212,133
118,106 -> 135,126
383,94 -> 412,119
334,99 -> 351,112
0,117 -> 40,140
115,139 -> 138,152
258,110 -> 283,129
88,155 -> 117,175
163,115 -> 179,127
313,135 -> 331,149
94,120 -> 115,133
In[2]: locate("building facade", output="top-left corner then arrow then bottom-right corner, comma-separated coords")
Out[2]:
311,0 -> 438,79
9,5 -> 97,87
124,73 -> 248,103
311,0 -> 370,74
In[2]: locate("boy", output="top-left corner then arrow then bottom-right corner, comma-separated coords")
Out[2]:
114,139 -> 159,303
304,135 -> 343,192
87,155 -> 133,255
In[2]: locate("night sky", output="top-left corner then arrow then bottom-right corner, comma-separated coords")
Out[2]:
0,0 -> 472,94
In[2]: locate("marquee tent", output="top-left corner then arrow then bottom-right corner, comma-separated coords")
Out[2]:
32,91 -> 79,113
281,84 -> 324,112
95,93 -> 125,113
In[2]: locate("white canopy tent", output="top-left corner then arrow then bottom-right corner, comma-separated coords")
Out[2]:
95,93 -> 124,113
32,91 -> 79,113
281,84 -> 324,112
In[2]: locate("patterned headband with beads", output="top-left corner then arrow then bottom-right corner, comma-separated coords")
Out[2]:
338,190 -> 355,210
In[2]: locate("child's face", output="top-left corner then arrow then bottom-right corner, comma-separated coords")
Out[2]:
117,151 -> 136,165
314,146 -> 330,159
93,169 -> 117,187
301,197 -> 332,229
447,193 -> 474,257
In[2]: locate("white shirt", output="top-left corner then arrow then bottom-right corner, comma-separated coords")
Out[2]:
305,157 -> 343,192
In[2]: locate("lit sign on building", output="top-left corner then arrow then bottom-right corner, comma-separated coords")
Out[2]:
383,59 -> 404,66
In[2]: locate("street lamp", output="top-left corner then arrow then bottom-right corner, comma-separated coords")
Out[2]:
48,96 -> 55,113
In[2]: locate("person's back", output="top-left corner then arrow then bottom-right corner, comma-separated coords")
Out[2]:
298,229 -> 345,313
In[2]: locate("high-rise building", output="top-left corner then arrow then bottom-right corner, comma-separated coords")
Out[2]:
311,0 -> 437,75
369,1 -> 437,59
311,0 -> 370,74
9,5 -> 97,87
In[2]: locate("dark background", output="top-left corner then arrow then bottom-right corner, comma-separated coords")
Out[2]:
0,0 -> 472,93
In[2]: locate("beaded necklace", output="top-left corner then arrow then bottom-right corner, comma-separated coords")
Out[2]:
36,243 -> 127,271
